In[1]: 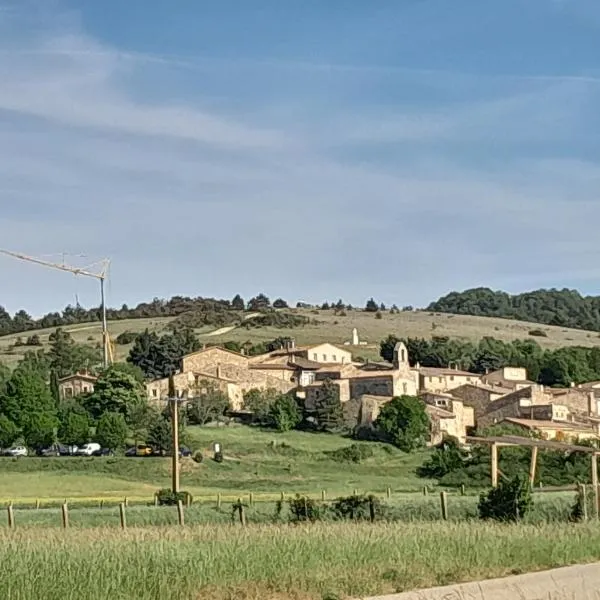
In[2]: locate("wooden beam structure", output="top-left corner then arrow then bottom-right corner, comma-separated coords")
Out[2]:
491,442 -> 498,488
592,453 -> 599,520
529,446 -> 538,486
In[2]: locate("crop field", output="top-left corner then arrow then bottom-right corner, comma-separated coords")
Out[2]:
2,307 -> 599,367
2,521 -> 600,600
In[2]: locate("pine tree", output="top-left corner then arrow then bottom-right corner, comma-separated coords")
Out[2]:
314,379 -> 343,432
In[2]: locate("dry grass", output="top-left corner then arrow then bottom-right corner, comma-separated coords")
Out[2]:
2,308 -> 598,366
1,521 -> 600,600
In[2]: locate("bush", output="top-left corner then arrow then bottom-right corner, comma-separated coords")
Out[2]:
529,329 -> 548,337
192,451 -> 203,464
570,486 -> 592,522
155,488 -> 193,506
330,494 -> 381,521
478,475 -> 533,522
326,443 -> 374,464
288,494 -> 320,523
115,331 -> 138,345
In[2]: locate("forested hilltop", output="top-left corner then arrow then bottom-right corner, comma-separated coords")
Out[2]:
428,288 -> 600,332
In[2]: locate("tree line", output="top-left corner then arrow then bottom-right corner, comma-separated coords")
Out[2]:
428,287 -> 600,332
380,334 -> 600,387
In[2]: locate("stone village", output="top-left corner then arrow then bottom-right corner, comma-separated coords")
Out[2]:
59,328 -> 600,447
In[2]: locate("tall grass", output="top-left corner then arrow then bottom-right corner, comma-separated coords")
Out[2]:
1,521 -> 600,600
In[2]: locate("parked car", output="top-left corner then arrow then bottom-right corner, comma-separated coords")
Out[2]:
4,446 -> 28,457
91,447 -> 114,457
125,444 -> 154,457
37,444 -> 78,457
76,443 -> 101,456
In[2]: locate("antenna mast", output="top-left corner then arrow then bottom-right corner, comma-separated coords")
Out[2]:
0,249 -> 112,368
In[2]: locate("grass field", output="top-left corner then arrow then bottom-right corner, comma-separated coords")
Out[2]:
0,425 -> 433,502
2,307 -> 599,367
2,521 -> 600,600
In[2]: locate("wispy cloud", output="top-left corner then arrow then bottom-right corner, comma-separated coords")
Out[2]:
0,2 -> 599,315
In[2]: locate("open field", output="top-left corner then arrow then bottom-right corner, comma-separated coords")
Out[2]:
0,425 -> 433,501
2,521 -> 600,600
2,308 -> 600,366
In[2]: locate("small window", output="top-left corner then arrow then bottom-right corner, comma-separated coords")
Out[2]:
323,354 -> 327,361
83,386 -> 89,392
450,376 -> 454,382
438,377 -> 443,383
152,389 -> 158,397
332,355 -> 337,362
65,388 -> 73,397
313,353 -> 318,360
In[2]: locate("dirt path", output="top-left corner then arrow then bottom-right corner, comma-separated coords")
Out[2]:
203,313 -> 260,337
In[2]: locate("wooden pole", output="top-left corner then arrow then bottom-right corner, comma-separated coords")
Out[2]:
579,483 -> 588,521
440,491 -> 448,520
369,496 -> 375,522
529,446 -> 538,487
423,486 -> 428,497
386,487 -> 391,500
124,497 -> 128,507
177,500 -> 184,526
7,505 -> 14,529
491,442 -> 499,488
171,396 -> 180,494
35,499 -> 40,510
185,494 -> 191,508
249,492 -> 253,506
460,484 -> 466,496
592,453 -> 599,519
119,502 -> 127,529
100,499 -> 104,510
280,491 -> 285,502
61,503 -> 69,528
153,494 -> 158,507
217,493 -> 222,509
321,490 -> 326,501
238,499 -> 246,526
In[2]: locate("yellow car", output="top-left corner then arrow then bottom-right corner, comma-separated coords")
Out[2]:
125,444 -> 154,457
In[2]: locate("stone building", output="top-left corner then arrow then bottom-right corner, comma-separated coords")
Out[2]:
58,372 -> 97,400
499,417 -> 600,443
480,366 -> 534,391
417,366 -> 480,394
449,382 -> 513,426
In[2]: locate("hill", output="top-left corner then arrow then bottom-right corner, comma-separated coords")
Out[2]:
428,287 -> 600,332
1,307 -> 599,368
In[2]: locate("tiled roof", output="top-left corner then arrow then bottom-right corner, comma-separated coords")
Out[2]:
419,367 -> 477,377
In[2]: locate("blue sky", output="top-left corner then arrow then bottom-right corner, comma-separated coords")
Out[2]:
0,0 -> 599,316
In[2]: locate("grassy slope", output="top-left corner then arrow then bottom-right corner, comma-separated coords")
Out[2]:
2,521 -> 599,600
1,308 -> 599,367
0,425 -> 431,501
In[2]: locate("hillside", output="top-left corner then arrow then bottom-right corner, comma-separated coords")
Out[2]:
2,307 -> 599,368
429,287 -> 600,331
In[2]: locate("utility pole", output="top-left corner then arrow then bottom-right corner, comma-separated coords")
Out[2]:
168,373 -> 180,494
0,249 -> 111,368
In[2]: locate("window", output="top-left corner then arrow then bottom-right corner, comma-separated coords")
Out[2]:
403,382 -> 407,394
65,387 -> 73,397
401,349 -> 406,362
332,355 -> 337,362
83,386 -> 89,392
450,376 -> 454,381
323,354 -> 327,361
152,389 -> 158,397
313,353 -> 318,360
438,377 -> 443,383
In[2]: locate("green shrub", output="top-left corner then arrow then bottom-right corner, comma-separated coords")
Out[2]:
529,329 -> 548,337
115,331 -> 138,345
288,494 -> 320,523
326,443 -> 374,464
155,488 -> 193,506
330,494 -> 381,521
478,475 -> 532,522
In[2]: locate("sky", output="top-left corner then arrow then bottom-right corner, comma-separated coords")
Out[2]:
0,0 -> 599,316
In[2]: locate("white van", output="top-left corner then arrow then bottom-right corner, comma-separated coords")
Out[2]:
77,443 -> 101,456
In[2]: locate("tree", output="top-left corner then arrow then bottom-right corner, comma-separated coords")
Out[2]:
314,379 -> 343,432
269,394 -> 301,432
47,328 -> 101,378
231,294 -> 245,311
247,293 -> 271,311
95,412 -> 128,450
365,298 -> 379,313
58,403 -> 90,446
147,413 -> 172,453
83,366 -> 146,422
187,380 -> 229,425
478,474 -> 533,522
379,334 -> 401,363
0,414 -> 19,448
23,411 -> 58,449
127,328 -> 200,380
243,388 -> 280,426
375,395 -> 430,452
273,298 -> 288,309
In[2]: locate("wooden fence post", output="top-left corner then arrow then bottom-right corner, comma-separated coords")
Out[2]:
578,483 -> 588,521
35,499 -> 40,510
249,492 -> 254,506
217,493 -> 222,509
321,490 -> 326,501
280,491 -> 285,503
423,486 -> 428,497
460,484 -> 466,496
119,502 -> 127,529
237,498 -> 246,526
177,500 -> 185,526
386,487 -> 391,500
61,503 -> 69,529
7,505 -> 14,529
124,497 -> 128,507
369,496 -> 375,523
99,499 -> 104,510
154,494 -> 158,507
353,488 -> 358,497
440,491 -> 448,521
186,494 -> 191,508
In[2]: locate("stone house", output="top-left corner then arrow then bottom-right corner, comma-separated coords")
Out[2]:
499,417 -> 600,443
58,372 -> 97,400
480,366 -> 534,391
449,383 -> 513,426
477,385 -> 548,430
417,366 -> 480,393
267,342 -> 352,365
